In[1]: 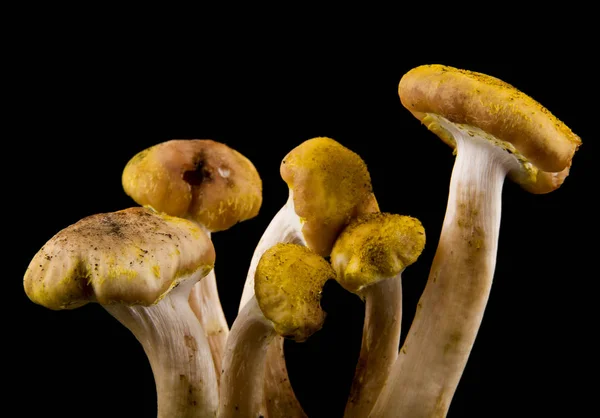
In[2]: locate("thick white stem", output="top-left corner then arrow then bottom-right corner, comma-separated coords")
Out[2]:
218,296 -> 274,418
105,278 -> 219,418
344,274 -> 403,418
187,230 -> 229,388
239,193 -> 305,313
371,123 -> 519,418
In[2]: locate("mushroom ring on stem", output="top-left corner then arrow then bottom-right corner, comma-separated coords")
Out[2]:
370,64 -> 581,418
23,207 -> 219,418
330,213 -> 425,418
219,243 -> 336,418
122,139 -> 262,384
238,136 -> 378,417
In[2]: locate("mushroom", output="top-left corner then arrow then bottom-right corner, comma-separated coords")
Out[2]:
122,139 -> 262,384
23,207 -> 219,417
330,212 -> 425,418
219,242 -> 336,418
369,64 -> 581,417
237,136 -> 378,417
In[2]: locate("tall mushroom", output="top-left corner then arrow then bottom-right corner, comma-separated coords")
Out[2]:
219,242 -> 336,418
237,136 -> 378,417
369,64 -> 581,417
122,139 -> 262,383
330,212 -> 425,418
23,207 -> 219,418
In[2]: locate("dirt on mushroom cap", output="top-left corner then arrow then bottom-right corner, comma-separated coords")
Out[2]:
23,207 -> 215,310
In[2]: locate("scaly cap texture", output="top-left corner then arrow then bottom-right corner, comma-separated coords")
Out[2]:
331,213 -> 425,293
280,137 -> 379,256
255,243 -> 336,342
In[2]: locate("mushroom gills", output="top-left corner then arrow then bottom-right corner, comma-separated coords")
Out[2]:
423,113 -> 535,183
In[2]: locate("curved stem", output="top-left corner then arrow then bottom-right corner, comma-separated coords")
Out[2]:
105,280 -> 219,418
344,274 -> 402,418
236,193 -> 307,417
239,194 -> 305,313
264,337 -> 309,418
219,296 -> 274,418
189,268 -> 228,387
370,131 -> 514,418
185,228 -> 229,388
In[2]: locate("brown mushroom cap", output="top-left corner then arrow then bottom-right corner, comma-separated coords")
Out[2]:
122,139 -> 263,232
399,64 -> 581,193
24,207 -> 215,310
280,137 -> 379,257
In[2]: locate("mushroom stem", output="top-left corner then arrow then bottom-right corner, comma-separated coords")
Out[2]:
218,296 -> 274,418
189,269 -> 227,386
188,230 -> 229,388
105,279 -> 219,418
344,273 -> 402,418
237,194 -> 307,418
264,338 -> 308,418
239,194 -> 305,312
370,121 -> 515,417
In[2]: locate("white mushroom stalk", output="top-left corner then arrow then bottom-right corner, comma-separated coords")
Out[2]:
219,243 -> 335,418
23,207 -> 220,418
237,136 -> 379,417
370,64 -> 581,417
330,213 -> 425,418
106,278 -> 218,418
122,139 -> 263,385
238,193 -> 307,417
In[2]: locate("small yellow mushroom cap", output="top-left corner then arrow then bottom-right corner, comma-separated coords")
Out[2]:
23,207 -> 215,310
399,64 -> 581,194
331,213 -> 425,293
280,137 -> 379,257
254,243 -> 336,342
122,139 -> 263,232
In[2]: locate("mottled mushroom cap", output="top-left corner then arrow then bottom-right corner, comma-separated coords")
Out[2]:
254,243 -> 336,342
122,139 -> 263,232
24,207 -> 215,310
399,64 -> 582,193
331,213 -> 425,294
280,137 -> 379,257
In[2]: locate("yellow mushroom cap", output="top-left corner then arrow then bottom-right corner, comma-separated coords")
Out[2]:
122,139 -> 263,232
331,213 -> 425,294
23,207 -> 215,310
254,243 -> 336,342
280,137 -> 379,257
399,64 -> 581,193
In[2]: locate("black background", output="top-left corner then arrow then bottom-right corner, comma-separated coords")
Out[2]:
11,12 -> 595,418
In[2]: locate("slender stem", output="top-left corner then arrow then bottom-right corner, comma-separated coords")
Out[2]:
218,296 -> 274,418
236,193 -> 307,417
189,268 -> 228,387
238,194 -> 305,313
105,280 -> 219,418
370,132 -> 514,418
344,274 -> 402,418
185,228 -> 228,388
264,337 -> 309,418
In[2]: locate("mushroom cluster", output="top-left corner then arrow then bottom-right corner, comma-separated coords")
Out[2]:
23,64 -> 580,417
